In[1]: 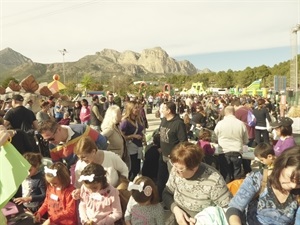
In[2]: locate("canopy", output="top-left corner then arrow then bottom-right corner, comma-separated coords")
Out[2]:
47,74 -> 66,93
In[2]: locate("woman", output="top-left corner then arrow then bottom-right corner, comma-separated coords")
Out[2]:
286,105 -> 300,145
72,100 -> 82,124
253,98 -> 271,144
120,101 -> 144,181
36,100 -> 53,124
163,142 -> 231,225
270,117 -> 296,156
101,105 -> 130,168
73,136 -> 130,216
226,145 -> 300,225
74,136 -> 128,189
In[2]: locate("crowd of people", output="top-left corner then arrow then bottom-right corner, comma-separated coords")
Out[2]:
0,91 -> 299,225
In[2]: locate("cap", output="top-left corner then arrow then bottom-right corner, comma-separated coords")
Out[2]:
12,94 -> 24,102
270,117 -> 293,128
5,98 -> 12,103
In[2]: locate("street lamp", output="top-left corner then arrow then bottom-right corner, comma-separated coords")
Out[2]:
112,75 -> 116,93
59,49 -> 68,84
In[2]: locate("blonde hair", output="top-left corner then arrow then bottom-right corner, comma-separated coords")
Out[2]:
122,101 -> 142,126
287,106 -> 300,118
101,105 -> 120,130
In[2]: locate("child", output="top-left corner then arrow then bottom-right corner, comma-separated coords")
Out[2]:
34,162 -> 78,225
125,176 -> 164,225
197,129 -> 216,166
141,133 -> 160,183
78,163 -> 122,225
254,142 -> 276,170
58,112 -> 71,125
13,152 -> 46,213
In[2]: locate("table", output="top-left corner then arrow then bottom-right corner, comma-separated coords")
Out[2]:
3,202 -> 40,225
211,143 -> 255,160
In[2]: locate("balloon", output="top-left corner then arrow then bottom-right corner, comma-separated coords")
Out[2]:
53,74 -> 60,81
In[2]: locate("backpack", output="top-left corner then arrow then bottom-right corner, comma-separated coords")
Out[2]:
227,169 -> 268,197
247,110 -> 256,127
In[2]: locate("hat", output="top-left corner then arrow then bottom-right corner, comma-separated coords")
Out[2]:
270,117 -> 293,128
4,98 -> 12,103
12,94 -> 24,102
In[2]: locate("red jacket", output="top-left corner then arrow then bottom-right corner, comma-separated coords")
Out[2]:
37,184 -> 77,225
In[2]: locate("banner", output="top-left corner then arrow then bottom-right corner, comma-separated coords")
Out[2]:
0,142 -> 31,209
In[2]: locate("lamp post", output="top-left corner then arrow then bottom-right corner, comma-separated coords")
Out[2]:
59,49 -> 68,84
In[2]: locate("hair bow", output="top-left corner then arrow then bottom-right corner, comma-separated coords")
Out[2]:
44,166 -> 57,177
128,181 -> 144,192
78,174 -> 95,182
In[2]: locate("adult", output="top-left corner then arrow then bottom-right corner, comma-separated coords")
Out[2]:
163,142 -> 231,225
120,101 -> 144,181
3,94 -> 39,152
74,136 -> 128,189
38,120 -> 107,184
73,136 -> 130,216
232,98 -> 255,174
157,101 -> 188,199
90,95 -> 104,132
36,100 -> 53,124
104,93 -> 116,114
214,106 -> 248,183
3,94 -> 38,130
191,105 -> 207,129
286,105 -> 300,145
270,117 -> 296,156
72,100 -> 82,124
226,146 -> 300,225
252,98 -> 271,144
101,105 -> 130,167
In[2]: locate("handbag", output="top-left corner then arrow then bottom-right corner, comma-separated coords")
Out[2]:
116,175 -> 131,217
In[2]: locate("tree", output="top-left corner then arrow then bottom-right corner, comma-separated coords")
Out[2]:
1,77 -> 18,88
80,74 -> 93,91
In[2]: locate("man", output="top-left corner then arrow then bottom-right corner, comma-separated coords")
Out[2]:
38,120 -> 107,184
214,106 -> 248,183
4,94 -> 39,153
90,95 -> 104,132
163,142 -> 231,225
157,101 -> 188,200
231,98 -> 255,174
4,94 -> 38,130
103,93 -> 116,114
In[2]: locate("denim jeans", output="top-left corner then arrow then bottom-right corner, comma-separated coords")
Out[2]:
218,152 -> 243,183
157,155 -> 169,201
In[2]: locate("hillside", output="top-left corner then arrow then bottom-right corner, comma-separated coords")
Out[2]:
0,47 -> 198,83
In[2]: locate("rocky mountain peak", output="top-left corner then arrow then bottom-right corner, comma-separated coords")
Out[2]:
0,47 -> 33,68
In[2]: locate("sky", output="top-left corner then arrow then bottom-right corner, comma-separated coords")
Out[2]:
0,0 -> 299,72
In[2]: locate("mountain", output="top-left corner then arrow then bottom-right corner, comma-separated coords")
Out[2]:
0,47 -> 198,83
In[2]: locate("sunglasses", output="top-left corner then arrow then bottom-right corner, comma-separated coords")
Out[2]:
45,126 -> 58,142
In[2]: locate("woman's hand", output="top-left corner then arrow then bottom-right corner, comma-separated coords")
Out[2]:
173,206 -> 190,225
13,196 -> 32,205
132,134 -> 143,140
71,188 -> 80,200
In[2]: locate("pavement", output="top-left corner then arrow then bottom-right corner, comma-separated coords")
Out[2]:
144,110 -> 175,224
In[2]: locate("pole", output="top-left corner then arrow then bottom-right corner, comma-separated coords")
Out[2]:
59,49 -> 68,84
